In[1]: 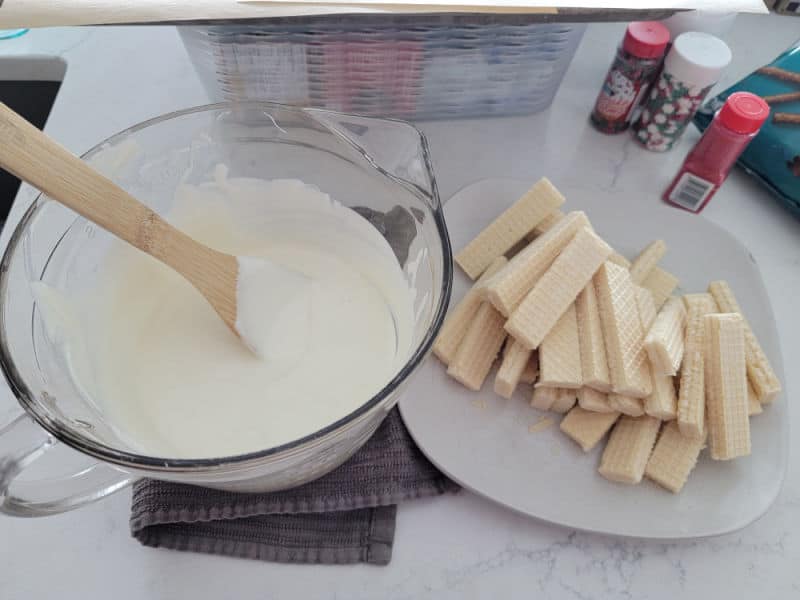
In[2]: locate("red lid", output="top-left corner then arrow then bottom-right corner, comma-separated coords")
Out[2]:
718,92 -> 770,134
622,22 -> 670,59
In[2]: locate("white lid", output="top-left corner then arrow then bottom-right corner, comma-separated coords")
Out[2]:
662,10 -> 737,39
664,32 -> 732,89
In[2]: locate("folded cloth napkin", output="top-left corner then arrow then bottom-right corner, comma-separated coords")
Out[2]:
130,408 -> 458,565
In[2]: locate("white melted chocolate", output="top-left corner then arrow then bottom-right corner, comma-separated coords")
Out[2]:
36,174 -> 415,458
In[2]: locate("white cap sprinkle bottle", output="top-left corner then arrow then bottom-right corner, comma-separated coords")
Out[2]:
632,32 -> 732,152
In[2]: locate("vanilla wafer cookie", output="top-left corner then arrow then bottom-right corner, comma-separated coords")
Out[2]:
576,283 -> 611,392
531,385 -> 560,411
645,421 -> 706,493
550,388 -> 578,414
747,380 -> 763,416
645,370 -> 677,421
642,267 -> 679,310
635,287 -> 678,421
644,296 -> 686,376
538,303 -> 582,389
635,285 -> 657,331
494,339 -> 533,399
677,293 -> 717,439
433,256 -> 508,365
447,302 -> 507,391
577,387 -> 615,413
484,211 -> 590,316
608,252 -> 632,269
630,240 -> 667,284
608,394 -> 645,417
455,178 -> 565,279
708,280 -> 781,404
677,349 -> 704,438
506,227 -> 612,350
594,262 -> 652,398
599,415 -> 661,484
560,407 -> 620,452
705,313 -> 750,460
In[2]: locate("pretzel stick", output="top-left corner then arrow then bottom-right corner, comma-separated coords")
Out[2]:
757,66 -> 800,85
763,91 -> 800,105
774,112 -> 800,125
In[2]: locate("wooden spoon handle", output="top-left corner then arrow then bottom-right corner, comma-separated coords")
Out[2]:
0,102 -> 214,276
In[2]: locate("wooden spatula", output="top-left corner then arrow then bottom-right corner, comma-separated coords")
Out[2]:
0,103 -> 249,345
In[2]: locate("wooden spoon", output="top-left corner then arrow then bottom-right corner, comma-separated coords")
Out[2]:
0,103 -> 245,343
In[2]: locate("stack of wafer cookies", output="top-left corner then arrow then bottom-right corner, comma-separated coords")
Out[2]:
434,178 -> 781,493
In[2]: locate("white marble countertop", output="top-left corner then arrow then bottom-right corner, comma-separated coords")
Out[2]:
0,15 -> 798,599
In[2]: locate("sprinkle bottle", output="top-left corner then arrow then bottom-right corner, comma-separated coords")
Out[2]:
633,32 -> 731,152
590,22 -> 670,134
663,92 -> 769,213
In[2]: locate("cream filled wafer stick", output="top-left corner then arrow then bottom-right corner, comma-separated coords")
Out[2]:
484,211 -> 590,317
455,178 -> 565,279
677,349 -> 704,437
747,380 -> 763,416
538,303 -> 583,389
635,287 -> 678,420
608,394 -> 645,417
577,387 -> 615,413
705,313 -> 750,460
594,262 -> 652,398
629,240 -> 667,284
531,384 -> 560,411
576,283 -> 611,392
608,252 -> 631,269
433,256 -> 508,365
506,228 -> 612,350
520,352 -> 539,385
642,266 -> 679,310
645,421 -> 706,493
645,368 -> 677,421
635,285 -> 657,331
677,293 -> 717,439
560,407 -> 620,452
447,302 -> 506,391
599,415 -> 661,484
644,296 -> 686,376
708,280 -> 781,403
550,388 -> 578,414
494,339 -> 533,399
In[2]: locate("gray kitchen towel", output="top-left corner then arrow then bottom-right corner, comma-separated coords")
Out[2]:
130,408 -> 458,565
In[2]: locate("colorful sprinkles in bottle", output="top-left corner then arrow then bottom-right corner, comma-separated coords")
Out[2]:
590,22 -> 670,134
633,32 -> 732,152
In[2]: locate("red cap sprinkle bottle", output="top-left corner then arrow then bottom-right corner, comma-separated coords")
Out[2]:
663,92 -> 770,213
590,22 -> 670,134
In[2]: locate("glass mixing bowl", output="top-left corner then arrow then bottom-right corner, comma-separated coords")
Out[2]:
0,102 -> 451,516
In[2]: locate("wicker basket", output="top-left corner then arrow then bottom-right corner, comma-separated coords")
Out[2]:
180,15 -> 586,120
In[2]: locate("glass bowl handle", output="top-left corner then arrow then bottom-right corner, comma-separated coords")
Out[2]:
0,413 -> 133,517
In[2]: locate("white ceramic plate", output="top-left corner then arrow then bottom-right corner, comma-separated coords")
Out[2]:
400,178 -> 789,539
